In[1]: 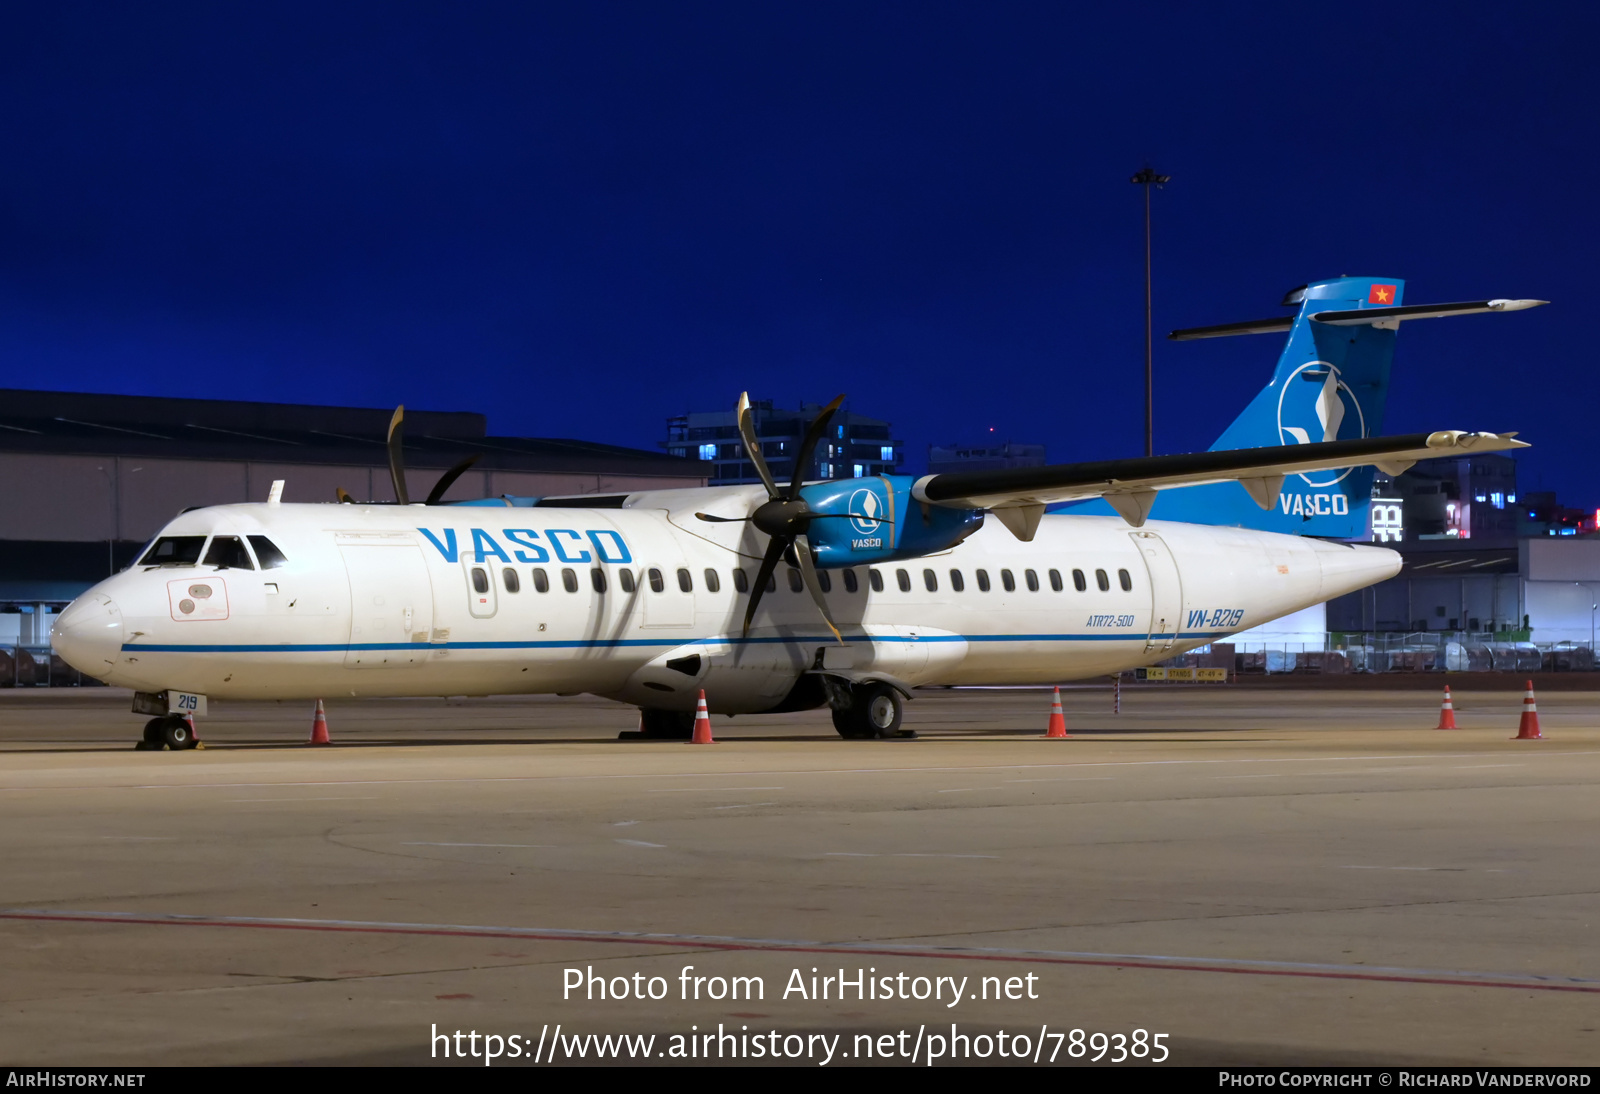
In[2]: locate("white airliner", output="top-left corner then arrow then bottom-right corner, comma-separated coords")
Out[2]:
50,276 -> 1542,748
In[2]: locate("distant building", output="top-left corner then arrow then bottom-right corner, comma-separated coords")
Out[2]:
1366,453 -> 1521,546
1517,491 -> 1596,538
927,441 -> 1046,476
665,400 -> 901,487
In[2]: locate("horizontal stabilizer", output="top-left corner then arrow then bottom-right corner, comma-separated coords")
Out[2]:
1168,316 -> 1295,341
1309,299 -> 1547,326
1170,299 -> 1545,340
912,430 -> 1529,527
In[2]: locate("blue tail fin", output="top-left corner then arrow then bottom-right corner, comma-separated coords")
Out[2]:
1079,275 -> 1404,537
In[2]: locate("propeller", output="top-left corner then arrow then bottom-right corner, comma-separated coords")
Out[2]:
695,392 -> 884,644
333,405 -> 483,504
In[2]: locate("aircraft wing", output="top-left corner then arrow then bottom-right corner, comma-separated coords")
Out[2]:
910,430 -> 1528,538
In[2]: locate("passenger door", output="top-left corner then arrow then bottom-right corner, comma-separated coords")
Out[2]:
340,543 -> 435,667
1129,530 -> 1184,653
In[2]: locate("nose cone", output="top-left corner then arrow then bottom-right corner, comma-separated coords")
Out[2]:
52,594 -> 123,678
1314,541 -> 1402,600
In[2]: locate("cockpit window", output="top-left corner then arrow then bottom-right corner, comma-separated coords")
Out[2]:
139,536 -> 207,567
203,535 -> 255,570
248,536 -> 288,569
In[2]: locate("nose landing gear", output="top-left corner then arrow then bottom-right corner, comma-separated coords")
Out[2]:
136,715 -> 201,751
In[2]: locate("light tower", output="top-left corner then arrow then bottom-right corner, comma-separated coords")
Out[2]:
1130,165 -> 1171,458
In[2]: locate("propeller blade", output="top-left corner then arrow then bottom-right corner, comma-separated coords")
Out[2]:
742,536 -> 789,639
694,512 -> 751,523
336,487 -> 355,504
792,533 -> 843,645
386,405 -> 410,505
736,392 -> 781,499
787,394 -> 846,498
425,453 -> 482,505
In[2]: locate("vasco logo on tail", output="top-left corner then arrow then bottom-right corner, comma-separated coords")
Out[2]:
1276,361 -> 1366,487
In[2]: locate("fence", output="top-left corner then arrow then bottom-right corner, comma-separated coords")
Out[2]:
0,646 -> 102,687
1171,633 -> 1596,675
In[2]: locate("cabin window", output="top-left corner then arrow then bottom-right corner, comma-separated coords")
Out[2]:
648,567 -> 665,593
923,568 -> 938,592
766,572 -> 777,593
562,568 -> 579,593
247,536 -> 288,569
677,567 -> 694,593
1119,568 -> 1133,592
896,568 -> 911,593
703,568 -> 721,593
139,536 -> 207,567
976,569 -> 991,592
502,567 -> 520,593
471,567 -> 490,594
1025,569 -> 1039,592
842,569 -> 858,593
591,568 -> 607,593
532,567 -> 550,593
1073,568 -> 1086,592
203,535 -> 254,570
787,568 -> 803,593
1095,568 -> 1110,592
869,569 -> 884,593
1001,569 -> 1016,592
618,569 -> 636,593
1049,568 -> 1063,592
817,569 -> 831,593
732,568 -> 749,593
949,569 -> 964,592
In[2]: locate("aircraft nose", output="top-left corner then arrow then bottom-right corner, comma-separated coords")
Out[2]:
52,594 -> 123,678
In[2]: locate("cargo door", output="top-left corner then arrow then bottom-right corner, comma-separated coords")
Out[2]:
340,543 -> 435,668
1130,530 -> 1184,653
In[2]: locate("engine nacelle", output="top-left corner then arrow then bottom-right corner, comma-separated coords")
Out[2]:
798,475 -> 984,567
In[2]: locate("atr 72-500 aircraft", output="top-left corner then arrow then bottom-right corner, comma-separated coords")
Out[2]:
52,276 -> 1542,748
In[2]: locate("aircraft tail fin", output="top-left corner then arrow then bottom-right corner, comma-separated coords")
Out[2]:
1066,275 -> 1543,536
1154,275 -> 1403,536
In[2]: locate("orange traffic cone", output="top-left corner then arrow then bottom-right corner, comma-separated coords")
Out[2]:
1435,686 -> 1458,730
1513,681 -> 1542,740
690,690 -> 713,744
309,699 -> 331,745
1045,687 -> 1069,738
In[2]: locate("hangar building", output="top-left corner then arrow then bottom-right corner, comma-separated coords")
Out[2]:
0,388 -> 706,659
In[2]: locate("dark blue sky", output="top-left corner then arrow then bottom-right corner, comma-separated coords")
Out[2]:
2,3 -> 1593,500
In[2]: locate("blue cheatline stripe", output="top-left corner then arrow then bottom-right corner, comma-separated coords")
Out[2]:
120,631 -> 1230,655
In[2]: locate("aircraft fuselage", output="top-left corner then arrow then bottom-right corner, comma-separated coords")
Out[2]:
52,489 -> 1400,714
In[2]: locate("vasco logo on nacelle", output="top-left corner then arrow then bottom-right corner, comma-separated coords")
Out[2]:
848,488 -> 887,536
1276,361 -> 1366,487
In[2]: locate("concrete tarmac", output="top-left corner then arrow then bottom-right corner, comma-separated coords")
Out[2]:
1,684 -> 1597,1067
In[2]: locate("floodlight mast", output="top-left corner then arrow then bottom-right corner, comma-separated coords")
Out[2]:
1130,165 -> 1171,459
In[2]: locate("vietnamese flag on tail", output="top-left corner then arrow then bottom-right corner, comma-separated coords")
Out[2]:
1368,284 -> 1397,305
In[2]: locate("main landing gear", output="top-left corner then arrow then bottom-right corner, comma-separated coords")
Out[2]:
136,715 -> 200,751
831,681 -> 911,740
